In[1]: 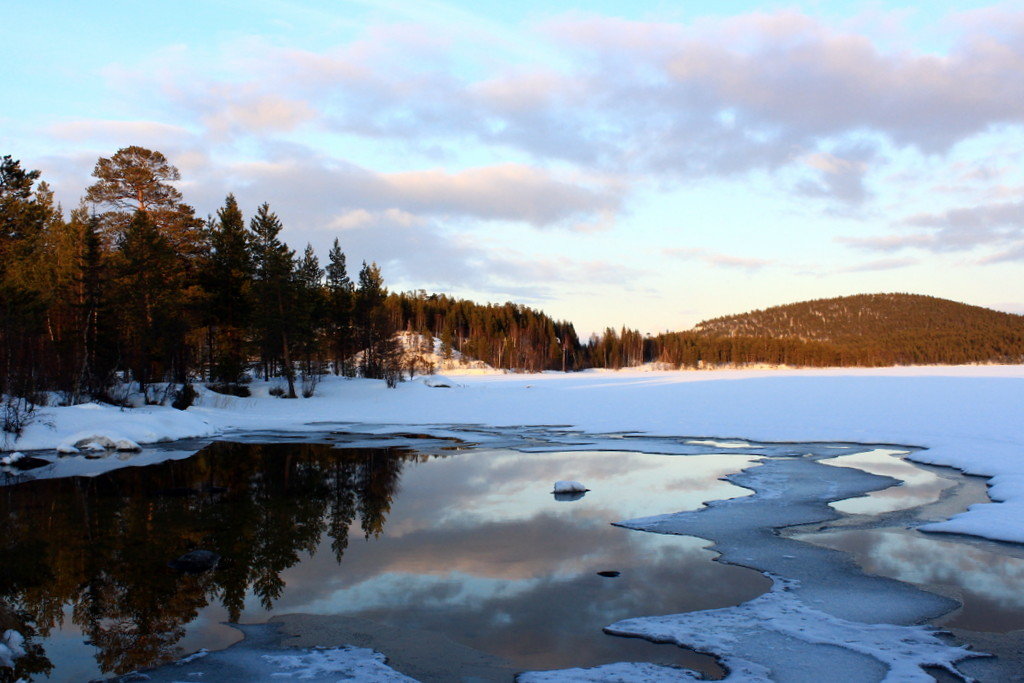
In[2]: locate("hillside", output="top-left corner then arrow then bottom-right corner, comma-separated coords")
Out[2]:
649,294 -> 1024,367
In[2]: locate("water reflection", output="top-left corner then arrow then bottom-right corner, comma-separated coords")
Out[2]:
0,443 -> 417,680
799,528 -> 1024,632
0,445 -> 765,680
823,448 -> 952,516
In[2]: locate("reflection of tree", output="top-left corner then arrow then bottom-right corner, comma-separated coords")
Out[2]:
0,442 -> 424,678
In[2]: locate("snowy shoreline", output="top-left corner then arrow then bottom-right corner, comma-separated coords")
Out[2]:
4,365 -> 1024,545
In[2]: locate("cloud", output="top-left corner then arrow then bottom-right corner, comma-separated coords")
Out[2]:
48,119 -> 193,144
548,11 -> 1024,153
663,247 -> 773,272
795,147 -> 876,205
837,234 -> 937,252
317,208 -> 643,301
836,257 -> 917,273
98,9 -> 1024,203
979,243 -> 1024,264
173,143 -> 622,232
838,198 -> 1024,260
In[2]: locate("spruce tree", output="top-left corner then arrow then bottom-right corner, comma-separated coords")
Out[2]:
326,238 -> 353,375
355,262 -> 400,386
295,243 -> 325,380
114,210 -> 180,397
249,203 -> 297,398
206,194 -> 253,387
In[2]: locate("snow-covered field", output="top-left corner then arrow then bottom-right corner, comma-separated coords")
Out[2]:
5,365 -> 1024,545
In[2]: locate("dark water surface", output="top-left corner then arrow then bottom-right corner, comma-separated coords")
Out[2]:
0,442 -> 769,681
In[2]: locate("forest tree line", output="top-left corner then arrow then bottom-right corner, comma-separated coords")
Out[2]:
4,148 -> 1024,434
0,147 -> 582,431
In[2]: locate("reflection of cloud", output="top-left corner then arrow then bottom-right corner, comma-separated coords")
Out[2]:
810,530 -> 1024,632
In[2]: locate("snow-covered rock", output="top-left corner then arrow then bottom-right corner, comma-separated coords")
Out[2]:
115,438 -> 142,452
0,629 -> 25,668
553,480 -> 589,493
422,375 -> 455,388
74,435 -> 117,451
0,451 -> 25,466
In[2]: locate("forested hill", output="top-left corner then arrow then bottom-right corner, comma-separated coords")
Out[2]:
589,294 -> 1024,370
675,293 -> 1024,366
694,294 -> 1023,342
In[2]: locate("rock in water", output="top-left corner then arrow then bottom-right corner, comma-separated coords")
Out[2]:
597,570 -> 621,578
552,480 -> 589,493
169,549 -> 221,573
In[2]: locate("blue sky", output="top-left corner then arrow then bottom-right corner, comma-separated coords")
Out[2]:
3,1 -> 1023,335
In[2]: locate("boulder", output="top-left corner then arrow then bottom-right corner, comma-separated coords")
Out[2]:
552,480 -> 589,493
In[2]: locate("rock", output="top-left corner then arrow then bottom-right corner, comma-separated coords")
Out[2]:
4,455 -> 50,471
423,375 -> 455,388
74,435 -> 117,451
114,439 -> 142,452
552,480 -> 589,493
56,443 -> 79,455
168,549 -> 221,573
0,452 -> 25,466
597,570 -> 621,578
553,491 -> 587,502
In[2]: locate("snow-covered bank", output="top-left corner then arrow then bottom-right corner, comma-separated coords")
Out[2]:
5,365 -> 1024,544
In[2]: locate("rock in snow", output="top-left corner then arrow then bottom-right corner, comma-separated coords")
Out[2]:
553,480 -> 589,493
422,375 -> 455,388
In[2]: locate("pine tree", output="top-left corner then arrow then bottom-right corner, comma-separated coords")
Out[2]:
85,146 -> 204,258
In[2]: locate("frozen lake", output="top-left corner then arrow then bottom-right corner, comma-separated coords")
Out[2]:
1,430 -> 1021,680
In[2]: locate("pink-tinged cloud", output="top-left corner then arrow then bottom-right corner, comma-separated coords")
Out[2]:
47,119 -> 193,144
663,247 -> 773,272
837,257 -> 918,273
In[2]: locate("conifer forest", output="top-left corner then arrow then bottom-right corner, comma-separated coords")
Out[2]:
2,148 -> 1024,429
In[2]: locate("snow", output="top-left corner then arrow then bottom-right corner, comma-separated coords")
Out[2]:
553,480 -> 588,493
8,364 -> 1023,681
4,365 -> 1024,546
519,661 -> 713,681
134,623 -> 416,682
0,451 -> 25,466
604,578 -> 976,683
0,629 -> 25,669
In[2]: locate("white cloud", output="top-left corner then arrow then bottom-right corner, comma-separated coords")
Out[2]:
664,247 -> 773,272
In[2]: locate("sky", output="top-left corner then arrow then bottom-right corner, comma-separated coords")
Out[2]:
3,0 -> 1024,336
